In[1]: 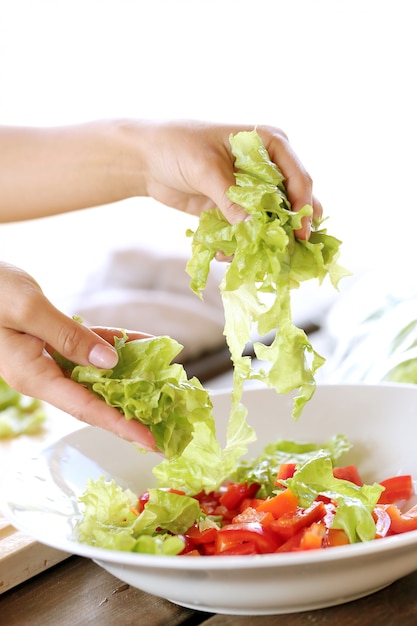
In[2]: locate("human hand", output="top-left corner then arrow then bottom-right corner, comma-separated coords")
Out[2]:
140,120 -> 322,240
0,262 -> 156,450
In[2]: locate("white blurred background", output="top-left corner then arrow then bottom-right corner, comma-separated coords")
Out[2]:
0,0 -> 415,312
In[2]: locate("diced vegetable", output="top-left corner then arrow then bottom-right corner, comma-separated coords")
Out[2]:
76,438 -> 417,556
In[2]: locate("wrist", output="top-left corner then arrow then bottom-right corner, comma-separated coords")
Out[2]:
111,118 -> 150,198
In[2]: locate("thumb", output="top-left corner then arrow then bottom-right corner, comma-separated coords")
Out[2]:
39,305 -> 119,370
204,169 -> 248,225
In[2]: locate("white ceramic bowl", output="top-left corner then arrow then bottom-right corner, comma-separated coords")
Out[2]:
2,383 -> 417,615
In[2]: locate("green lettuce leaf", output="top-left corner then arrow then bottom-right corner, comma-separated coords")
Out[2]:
186,129 -> 349,420
76,477 -> 195,554
232,434 -> 351,497
61,335 -> 213,461
285,452 -> 384,543
59,334 -> 255,494
0,377 -> 46,437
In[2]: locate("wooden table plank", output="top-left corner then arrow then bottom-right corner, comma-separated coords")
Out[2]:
0,406 -> 82,594
203,571 -> 417,625
0,556 -> 208,626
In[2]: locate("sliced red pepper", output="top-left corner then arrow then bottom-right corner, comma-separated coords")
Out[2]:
218,482 -> 260,510
270,500 -> 327,540
274,463 -> 297,483
184,523 -> 218,545
217,541 -> 258,556
275,528 -> 305,552
386,503 -> 417,534
238,497 -> 264,513
215,521 -> 282,555
256,488 -> 298,519
332,465 -> 363,486
323,528 -> 350,547
299,522 -> 326,550
232,506 -> 274,527
201,542 -> 216,556
195,491 -> 220,516
377,475 -> 414,504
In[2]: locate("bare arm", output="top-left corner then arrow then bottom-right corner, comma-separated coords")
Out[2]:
0,120 -> 147,221
0,119 -> 321,237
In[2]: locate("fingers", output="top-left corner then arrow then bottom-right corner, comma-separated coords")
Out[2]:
23,299 -> 120,370
0,327 -> 157,450
0,264 -> 157,450
0,264 -> 120,370
90,327 -> 154,344
256,126 -> 320,240
200,124 -> 322,239
40,374 -> 157,450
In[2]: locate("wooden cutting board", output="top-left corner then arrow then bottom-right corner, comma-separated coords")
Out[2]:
0,406 -> 81,594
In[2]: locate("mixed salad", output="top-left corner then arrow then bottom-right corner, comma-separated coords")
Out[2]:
76,436 -> 417,555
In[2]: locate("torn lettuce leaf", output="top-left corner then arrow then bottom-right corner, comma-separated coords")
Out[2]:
61,335 -> 213,461
76,477 -> 193,554
60,334 -> 255,494
232,434 -> 352,497
186,129 -> 349,420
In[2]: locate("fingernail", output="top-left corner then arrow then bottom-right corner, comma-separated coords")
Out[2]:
134,442 -> 163,455
89,344 -> 118,369
133,433 -> 159,454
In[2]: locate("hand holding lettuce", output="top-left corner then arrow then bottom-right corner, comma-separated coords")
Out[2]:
58,334 -> 213,461
186,129 -> 348,420
60,333 -> 255,494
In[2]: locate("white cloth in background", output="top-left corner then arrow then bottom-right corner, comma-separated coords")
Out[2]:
69,244 -> 339,367
69,246 -> 227,362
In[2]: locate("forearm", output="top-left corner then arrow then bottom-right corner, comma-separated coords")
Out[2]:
0,119 -> 148,222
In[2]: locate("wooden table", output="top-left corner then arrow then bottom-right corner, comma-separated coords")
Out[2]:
1,553 -> 417,625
